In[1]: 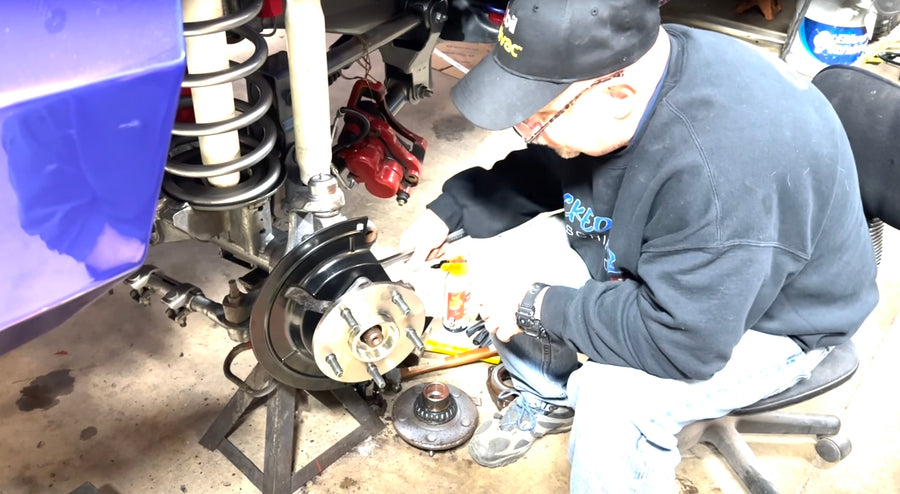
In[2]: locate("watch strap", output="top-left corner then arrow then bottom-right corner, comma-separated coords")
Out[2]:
516,282 -> 549,337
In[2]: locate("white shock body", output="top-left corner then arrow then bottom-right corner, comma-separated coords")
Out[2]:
182,0 -> 242,187
285,0 -> 333,185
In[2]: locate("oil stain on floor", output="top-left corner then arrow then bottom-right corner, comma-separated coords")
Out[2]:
16,369 -> 74,411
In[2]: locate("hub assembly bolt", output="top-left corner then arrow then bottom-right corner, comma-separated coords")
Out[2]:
340,307 -> 360,332
325,353 -> 343,378
367,363 -> 386,389
391,291 -> 411,315
406,328 -> 425,353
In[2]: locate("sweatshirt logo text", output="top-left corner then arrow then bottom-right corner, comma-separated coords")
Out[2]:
563,193 -> 620,275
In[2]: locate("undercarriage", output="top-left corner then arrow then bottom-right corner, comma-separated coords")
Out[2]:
134,0 -> 499,392
116,1 -> 499,487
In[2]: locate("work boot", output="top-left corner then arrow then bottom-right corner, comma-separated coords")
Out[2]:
468,396 -> 574,468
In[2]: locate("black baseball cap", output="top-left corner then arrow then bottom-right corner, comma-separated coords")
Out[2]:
450,0 -> 662,130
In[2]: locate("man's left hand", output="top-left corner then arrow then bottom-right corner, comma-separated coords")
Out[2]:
471,278 -> 535,343
493,320 -> 524,343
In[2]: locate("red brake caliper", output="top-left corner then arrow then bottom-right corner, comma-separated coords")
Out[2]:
335,80 -> 428,205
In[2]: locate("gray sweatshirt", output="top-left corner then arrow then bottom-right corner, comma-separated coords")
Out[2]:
428,24 -> 878,380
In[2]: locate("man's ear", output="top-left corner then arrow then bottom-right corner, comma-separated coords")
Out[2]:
605,84 -> 637,120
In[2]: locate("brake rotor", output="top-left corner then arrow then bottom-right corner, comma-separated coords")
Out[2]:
249,217 -> 428,390
392,382 -> 478,451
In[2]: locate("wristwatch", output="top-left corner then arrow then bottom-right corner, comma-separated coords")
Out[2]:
515,282 -> 550,338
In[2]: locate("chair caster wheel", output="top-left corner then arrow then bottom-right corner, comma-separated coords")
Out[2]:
815,434 -> 851,462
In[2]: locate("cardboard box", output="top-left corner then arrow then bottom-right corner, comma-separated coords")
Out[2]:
431,42 -> 493,79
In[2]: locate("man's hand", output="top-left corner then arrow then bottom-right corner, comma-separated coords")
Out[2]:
490,316 -> 524,343
473,280 -> 528,343
476,280 -> 550,343
399,209 -> 451,269
477,286 -> 523,342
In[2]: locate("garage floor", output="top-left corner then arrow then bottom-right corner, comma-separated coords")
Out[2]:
3,24 -> 900,494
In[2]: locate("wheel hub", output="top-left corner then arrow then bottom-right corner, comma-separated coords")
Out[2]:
249,218 -> 427,390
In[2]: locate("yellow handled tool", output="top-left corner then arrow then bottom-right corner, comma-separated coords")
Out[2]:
424,339 -> 501,365
401,347 -> 500,380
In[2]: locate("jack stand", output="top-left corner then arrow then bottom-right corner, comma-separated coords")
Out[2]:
200,365 -> 385,493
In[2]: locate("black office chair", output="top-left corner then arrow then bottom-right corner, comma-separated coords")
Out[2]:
677,65 -> 900,494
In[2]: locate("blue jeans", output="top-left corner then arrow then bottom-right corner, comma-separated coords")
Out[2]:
494,329 -> 829,493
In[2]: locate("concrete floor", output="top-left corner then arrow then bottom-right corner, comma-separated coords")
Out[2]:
3,23 -> 900,494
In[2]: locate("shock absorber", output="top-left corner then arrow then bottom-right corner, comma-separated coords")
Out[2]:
164,0 -> 283,210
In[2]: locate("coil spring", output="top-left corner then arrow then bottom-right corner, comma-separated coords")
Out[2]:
869,218 -> 884,267
164,0 -> 283,211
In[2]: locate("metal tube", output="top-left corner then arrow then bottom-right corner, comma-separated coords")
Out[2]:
326,14 -> 422,74
127,266 -> 248,341
188,293 -> 247,334
182,0 -> 242,187
284,0 -> 333,184
207,233 -> 283,272
385,85 -> 408,115
377,229 -> 468,267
